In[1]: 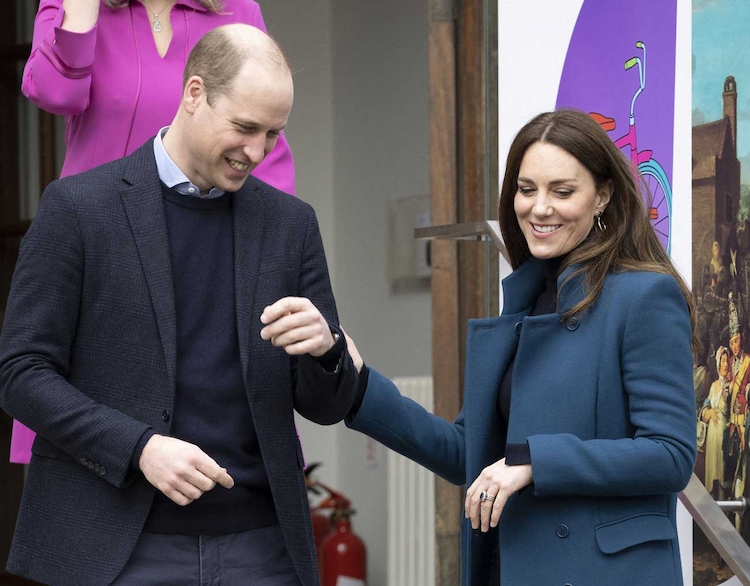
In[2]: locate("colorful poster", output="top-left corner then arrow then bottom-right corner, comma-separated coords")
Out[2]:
693,1 -> 750,584
556,0 -> 677,254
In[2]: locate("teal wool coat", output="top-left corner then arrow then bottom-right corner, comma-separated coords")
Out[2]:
346,257 -> 696,586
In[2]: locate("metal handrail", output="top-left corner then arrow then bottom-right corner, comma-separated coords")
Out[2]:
680,475 -> 750,584
416,222 -> 750,585
717,497 -> 748,514
414,221 -> 510,264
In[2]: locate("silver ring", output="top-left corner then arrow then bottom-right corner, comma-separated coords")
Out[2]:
479,491 -> 496,503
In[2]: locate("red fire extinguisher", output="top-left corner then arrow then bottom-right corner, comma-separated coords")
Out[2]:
319,503 -> 366,586
305,464 -> 367,585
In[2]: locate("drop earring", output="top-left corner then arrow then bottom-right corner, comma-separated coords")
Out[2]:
596,211 -> 607,232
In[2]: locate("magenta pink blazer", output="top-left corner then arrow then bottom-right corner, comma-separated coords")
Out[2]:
11,0 -> 296,464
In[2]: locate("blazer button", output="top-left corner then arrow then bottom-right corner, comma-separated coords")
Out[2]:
87,462 -> 95,470
162,410 -> 171,422
80,457 -> 88,466
514,322 -> 523,336
94,463 -> 101,473
100,466 -> 107,476
566,317 -> 579,331
556,524 -> 570,538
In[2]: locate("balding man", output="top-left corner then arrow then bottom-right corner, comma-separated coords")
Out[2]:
0,25 -> 357,586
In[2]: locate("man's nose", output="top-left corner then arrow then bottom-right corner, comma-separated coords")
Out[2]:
243,137 -> 266,165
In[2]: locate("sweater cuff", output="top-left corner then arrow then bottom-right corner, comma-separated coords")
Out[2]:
311,324 -> 345,373
505,442 -> 531,466
130,428 -> 157,471
42,6 -> 97,73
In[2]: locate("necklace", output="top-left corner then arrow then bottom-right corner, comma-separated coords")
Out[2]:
147,0 -> 175,33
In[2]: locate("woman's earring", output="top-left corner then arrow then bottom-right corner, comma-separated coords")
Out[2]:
596,211 -> 607,232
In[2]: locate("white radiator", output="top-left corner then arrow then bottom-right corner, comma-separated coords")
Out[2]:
387,377 -> 436,586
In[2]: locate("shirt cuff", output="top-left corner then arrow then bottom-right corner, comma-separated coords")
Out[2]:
505,442 -> 531,466
130,428 -> 157,471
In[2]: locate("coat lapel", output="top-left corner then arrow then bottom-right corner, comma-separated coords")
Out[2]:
232,180 -> 265,397
119,141 -> 177,394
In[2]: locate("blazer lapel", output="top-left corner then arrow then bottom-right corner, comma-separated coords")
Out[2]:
232,181 -> 265,396
119,141 -> 177,394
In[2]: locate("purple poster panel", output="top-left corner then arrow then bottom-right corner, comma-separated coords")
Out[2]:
556,0 -> 677,254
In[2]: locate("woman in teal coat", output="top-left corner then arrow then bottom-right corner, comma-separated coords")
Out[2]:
344,109 -> 696,585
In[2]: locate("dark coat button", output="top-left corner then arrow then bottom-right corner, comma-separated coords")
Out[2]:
566,317 -> 579,331
100,466 -> 107,476
514,322 -> 523,336
564,583 -> 573,586
162,410 -> 171,422
556,524 -> 570,538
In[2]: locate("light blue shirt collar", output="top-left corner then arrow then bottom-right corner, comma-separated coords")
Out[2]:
153,127 -> 226,200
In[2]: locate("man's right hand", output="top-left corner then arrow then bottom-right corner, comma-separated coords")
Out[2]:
138,435 -> 234,506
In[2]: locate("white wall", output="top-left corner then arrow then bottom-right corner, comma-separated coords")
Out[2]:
329,3 -> 431,584
261,3 -> 431,584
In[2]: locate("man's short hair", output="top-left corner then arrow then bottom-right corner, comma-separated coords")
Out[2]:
182,26 -> 289,106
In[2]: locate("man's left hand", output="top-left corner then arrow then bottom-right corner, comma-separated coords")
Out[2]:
465,458 -> 532,532
260,297 -> 335,357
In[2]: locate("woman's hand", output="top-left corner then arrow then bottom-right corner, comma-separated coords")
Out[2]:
465,458 -> 532,532
61,0 -> 100,33
341,327 -> 363,373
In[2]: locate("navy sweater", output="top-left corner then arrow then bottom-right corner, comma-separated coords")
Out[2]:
143,185 -> 276,534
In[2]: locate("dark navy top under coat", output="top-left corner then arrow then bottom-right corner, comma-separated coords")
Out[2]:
498,257 -> 561,465
143,184 -> 276,534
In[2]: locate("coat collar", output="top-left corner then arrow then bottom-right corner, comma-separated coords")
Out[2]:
500,256 -> 588,316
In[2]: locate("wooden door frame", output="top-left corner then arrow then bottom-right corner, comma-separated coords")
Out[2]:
428,0 -> 498,582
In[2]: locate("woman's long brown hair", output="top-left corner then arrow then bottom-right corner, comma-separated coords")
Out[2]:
499,109 -> 698,351
103,0 -> 223,11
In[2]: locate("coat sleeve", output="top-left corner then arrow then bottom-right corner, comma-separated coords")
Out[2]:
244,3 -> 296,195
0,181 -> 152,489
345,368 -> 467,485
22,0 -> 97,115
291,208 -> 359,425
527,273 -> 697,497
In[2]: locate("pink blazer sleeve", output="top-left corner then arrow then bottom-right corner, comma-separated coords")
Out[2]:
22,0 -> 97,115
247,4 -> 296,195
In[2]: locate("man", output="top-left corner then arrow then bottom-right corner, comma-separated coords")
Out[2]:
0,25 -> 357,586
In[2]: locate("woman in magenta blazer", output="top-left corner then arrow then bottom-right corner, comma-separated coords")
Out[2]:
11,0 -> 296,465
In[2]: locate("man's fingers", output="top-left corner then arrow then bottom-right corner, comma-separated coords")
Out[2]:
214,468 -> 234,489
196,457 -> 235,489
269,325 -> 320,349
175,480 -> 204,502
165,487 -> 193,507
261,297 -> 310,325
185,469 -> 217,493
260,311 -> 314,341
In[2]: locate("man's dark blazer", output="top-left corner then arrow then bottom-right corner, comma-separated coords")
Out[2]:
0,140 -> 358,586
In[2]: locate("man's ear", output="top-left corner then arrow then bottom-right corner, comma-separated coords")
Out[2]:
182,76 -> 206,115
